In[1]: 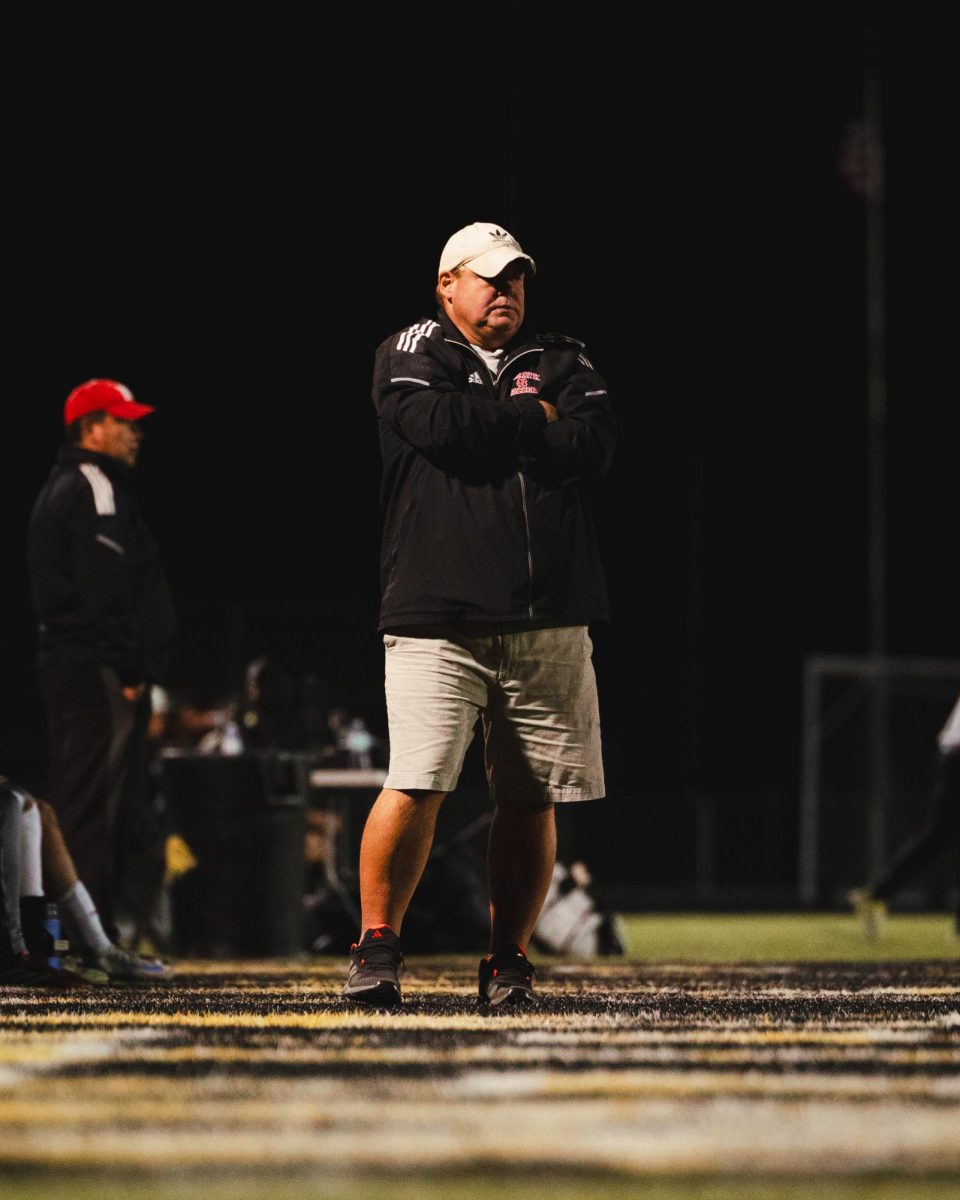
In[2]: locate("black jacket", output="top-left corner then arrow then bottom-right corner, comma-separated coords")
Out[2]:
28,446 -> 176,685
374,310 -> 616,629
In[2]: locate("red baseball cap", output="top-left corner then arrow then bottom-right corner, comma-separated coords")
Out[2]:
63,379 -> 155,426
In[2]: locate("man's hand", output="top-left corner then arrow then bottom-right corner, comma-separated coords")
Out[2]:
539,400 -> 558,423
122,683 -> 147,704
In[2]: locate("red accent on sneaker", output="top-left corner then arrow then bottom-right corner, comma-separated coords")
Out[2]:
372,930 -> 383,939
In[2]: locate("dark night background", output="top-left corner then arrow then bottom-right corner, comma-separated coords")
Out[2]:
3,12 -> 955,906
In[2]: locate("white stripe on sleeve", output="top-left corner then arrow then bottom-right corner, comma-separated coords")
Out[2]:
78,464 -> 116,515
397,320 -> 438,353
96,533 -> 125,554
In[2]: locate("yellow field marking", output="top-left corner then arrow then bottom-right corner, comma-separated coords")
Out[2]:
0,1098 -> 340,1123
3,1069 -> 957,1110
3,1008 -> 959,1045
514,1028 -> 959,1045
0,1010 -> 511,1030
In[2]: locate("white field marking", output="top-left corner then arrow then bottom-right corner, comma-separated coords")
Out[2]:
441,1067 -> 960,1101
1,1097 -> 960,1172
0,1028 -> 165,1086
3,1077 -> 957,1133
4,1038 -> 957,1078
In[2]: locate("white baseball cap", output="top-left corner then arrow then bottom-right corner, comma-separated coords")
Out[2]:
438,222 -> 536,279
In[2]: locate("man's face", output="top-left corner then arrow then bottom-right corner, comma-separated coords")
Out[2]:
86,414 -> 144,467
439,260 -> 526,349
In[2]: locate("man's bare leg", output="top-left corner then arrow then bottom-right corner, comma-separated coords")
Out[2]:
358,788 -> 446,933
37,797 -> 79,898
487,801 -> 556,951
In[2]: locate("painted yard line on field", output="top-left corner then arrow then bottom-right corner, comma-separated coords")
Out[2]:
0,1028 -> 162,1087
3,1069 -> 959,1115
2,1096 -> 960,1173
511,1028 -> 960,1044
3,997 -> 960,1029
10,1068 -> 960,1101
5,1025 -> 955,1048
3,1044 -> 956,1070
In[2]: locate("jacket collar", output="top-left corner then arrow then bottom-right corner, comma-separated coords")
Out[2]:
435,308 -> 535,356
56,445 -> 130,480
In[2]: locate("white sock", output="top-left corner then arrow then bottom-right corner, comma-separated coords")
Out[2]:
58,880 -> 112,954
1,789 -> 25,953
18,800 -> 43,898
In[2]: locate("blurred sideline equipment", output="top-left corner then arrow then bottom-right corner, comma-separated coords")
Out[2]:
159,752 -> 308,958
532,861 -> 625,957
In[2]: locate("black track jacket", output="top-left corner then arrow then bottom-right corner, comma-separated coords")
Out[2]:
374,310 -> 616,630
28,447 -> 176,685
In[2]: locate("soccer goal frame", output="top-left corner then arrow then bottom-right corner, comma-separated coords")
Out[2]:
798,653 -> 960,906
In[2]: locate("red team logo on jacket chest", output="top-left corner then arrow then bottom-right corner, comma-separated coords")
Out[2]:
510,371 -> 541,397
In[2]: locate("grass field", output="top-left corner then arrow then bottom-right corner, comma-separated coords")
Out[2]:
1,914 -> 957,1200
620,912 -> 958,961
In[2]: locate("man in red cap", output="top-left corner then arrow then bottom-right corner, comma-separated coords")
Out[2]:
28,380 -> 176,956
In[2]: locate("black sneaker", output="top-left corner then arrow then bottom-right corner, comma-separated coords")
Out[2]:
0,950 -> 92,989
342,927 -> 403,1009
478,944 -> 537,1008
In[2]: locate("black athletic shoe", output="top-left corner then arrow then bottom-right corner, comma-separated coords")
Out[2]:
342,927 -> 403,1009
0,950 -> 92,989
478,944 -> 537,1008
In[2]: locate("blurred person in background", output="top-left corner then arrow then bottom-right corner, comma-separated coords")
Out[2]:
849,694 -> 960,938
1,775 -> 171,984
28,380 -> 176,946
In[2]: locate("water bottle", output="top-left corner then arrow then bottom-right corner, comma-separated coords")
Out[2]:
43,903 -> 69,970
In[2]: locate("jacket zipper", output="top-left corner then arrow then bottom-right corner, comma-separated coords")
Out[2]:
448,339 -> 540,619
516,471 -> 535,618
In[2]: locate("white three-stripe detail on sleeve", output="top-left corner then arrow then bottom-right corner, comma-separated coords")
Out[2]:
397,320 -> 439,353
78,464 -> 116,515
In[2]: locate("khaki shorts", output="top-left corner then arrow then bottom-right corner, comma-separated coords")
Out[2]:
382,625 -> 604,805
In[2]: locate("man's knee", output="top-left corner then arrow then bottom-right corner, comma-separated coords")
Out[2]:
493,797 -> 555,817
